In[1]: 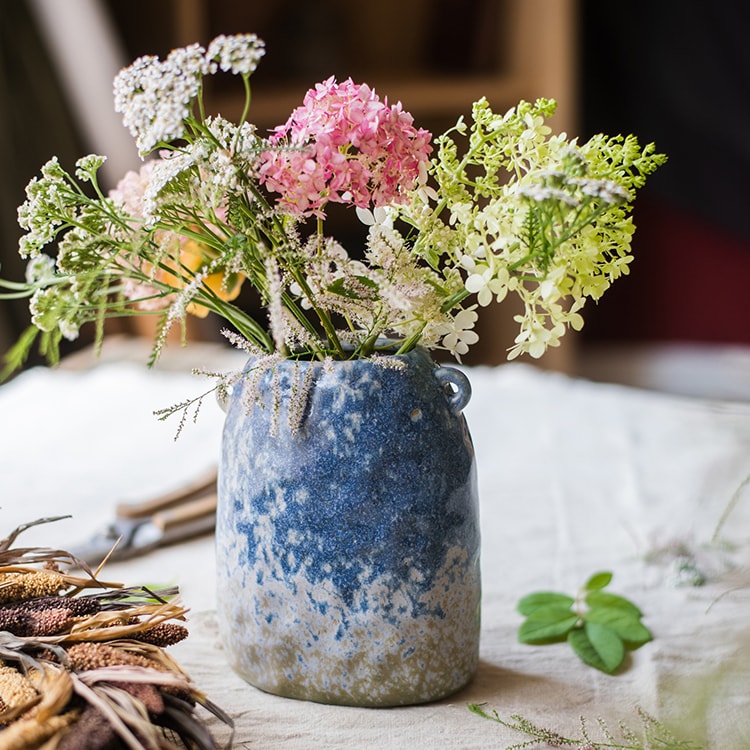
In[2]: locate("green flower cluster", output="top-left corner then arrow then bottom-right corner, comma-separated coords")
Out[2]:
403,98 -> 666,359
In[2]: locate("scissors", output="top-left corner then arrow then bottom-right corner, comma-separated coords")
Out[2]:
69,467 -> 218,566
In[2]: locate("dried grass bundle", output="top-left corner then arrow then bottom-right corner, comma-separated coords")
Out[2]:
0,517 -> 232,749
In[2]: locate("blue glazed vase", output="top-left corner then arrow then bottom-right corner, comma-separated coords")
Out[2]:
216,346 -> 480,707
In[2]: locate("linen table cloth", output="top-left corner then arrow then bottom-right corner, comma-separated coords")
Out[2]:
0,343 -> 748,748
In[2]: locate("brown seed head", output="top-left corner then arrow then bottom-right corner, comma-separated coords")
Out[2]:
0,571 -> 67,604
66,642 -> 165,672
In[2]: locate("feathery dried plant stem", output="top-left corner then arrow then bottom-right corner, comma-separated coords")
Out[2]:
0,711 -> 77,750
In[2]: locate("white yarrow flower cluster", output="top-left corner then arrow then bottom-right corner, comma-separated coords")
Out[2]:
24,254 -> 56,284
17,159 -> 66,258
114,44 -> 210,155
205,116 -> 259,188
571,177 -> 631,204
206,34 -> 266,75
518,184 -> 580,207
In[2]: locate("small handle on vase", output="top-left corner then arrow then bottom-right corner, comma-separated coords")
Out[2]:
434,367 -> 472,415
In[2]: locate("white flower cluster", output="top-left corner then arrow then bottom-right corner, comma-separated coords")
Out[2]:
114,35 -> 264,156
138,117 -> 259,227
24,254 -> 55,284
114,45 -> 207,154
206,34 -> 265,75
571,177 -> 631,204
518,175 -> 630,208
17,158 -> 66,258
436,308 -> 479,358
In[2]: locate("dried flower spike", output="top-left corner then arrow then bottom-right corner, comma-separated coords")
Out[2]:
0,571 -> 67,604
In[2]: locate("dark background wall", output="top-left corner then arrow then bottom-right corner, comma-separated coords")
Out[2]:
578,1 -> 750,346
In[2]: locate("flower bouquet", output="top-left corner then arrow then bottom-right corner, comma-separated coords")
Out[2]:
0,34 -> 668,708
1,33 -> 665,379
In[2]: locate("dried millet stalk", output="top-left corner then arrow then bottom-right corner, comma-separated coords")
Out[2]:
66,641 -> 166,673
130,622 -> 189,647
0,608 -> 35,636
29,607 -> 73,636
0,664 -> 38,720
55,704 -> 115,750
0,516 -> 232,748
117,680 -> 165,715
0,711 -> 76,750
15,595 -> 102,616
0,605 -> 74,637
0,570 -> 67,604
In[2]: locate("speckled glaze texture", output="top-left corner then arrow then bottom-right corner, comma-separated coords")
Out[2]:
216,347 -> 480,707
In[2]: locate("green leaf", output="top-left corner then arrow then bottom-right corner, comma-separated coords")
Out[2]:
0,325 -> 39,383
516,591 -> 575,616
586,590 -> 643,617
583,571 -> 613,592
326,275 -> 378,300
583,607 -> 652,648
516,571 -> 652,676
568,622 -> 625,674
518,606 -> 578,644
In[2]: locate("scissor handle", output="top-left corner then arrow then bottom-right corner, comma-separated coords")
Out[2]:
115,466 -> 218,519
152,494 -> 217,531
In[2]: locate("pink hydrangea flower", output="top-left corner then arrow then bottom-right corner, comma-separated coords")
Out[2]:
259,77 -> 432,218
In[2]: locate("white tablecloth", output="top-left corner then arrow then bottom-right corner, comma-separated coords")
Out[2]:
1,344 -> 749,748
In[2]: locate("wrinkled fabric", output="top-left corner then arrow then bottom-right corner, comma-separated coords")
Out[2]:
1,348 -> 748,748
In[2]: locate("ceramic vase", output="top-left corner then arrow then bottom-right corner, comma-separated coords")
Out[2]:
216,346 -> 480,706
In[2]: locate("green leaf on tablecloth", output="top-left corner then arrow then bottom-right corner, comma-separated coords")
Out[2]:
584,570 -> 613,591
517,606 -> 579,643
569,622 -> 625,674
516,571 -> 651,675
584,606 -> 653,648
516,591 -> 575,615
586,589 -> 643,617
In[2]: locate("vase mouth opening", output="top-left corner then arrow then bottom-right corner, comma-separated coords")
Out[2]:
289,337 -> 408,361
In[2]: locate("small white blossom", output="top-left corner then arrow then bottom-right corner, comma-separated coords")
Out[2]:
58,319 -> 80,341
356,205 -> 393,228
518,184 -> 580,207
461,255 -> 509,306
439,307 -> 479,359
509,315 -> 562,360
24,254 -> 56,284
74,154 -> 107,182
